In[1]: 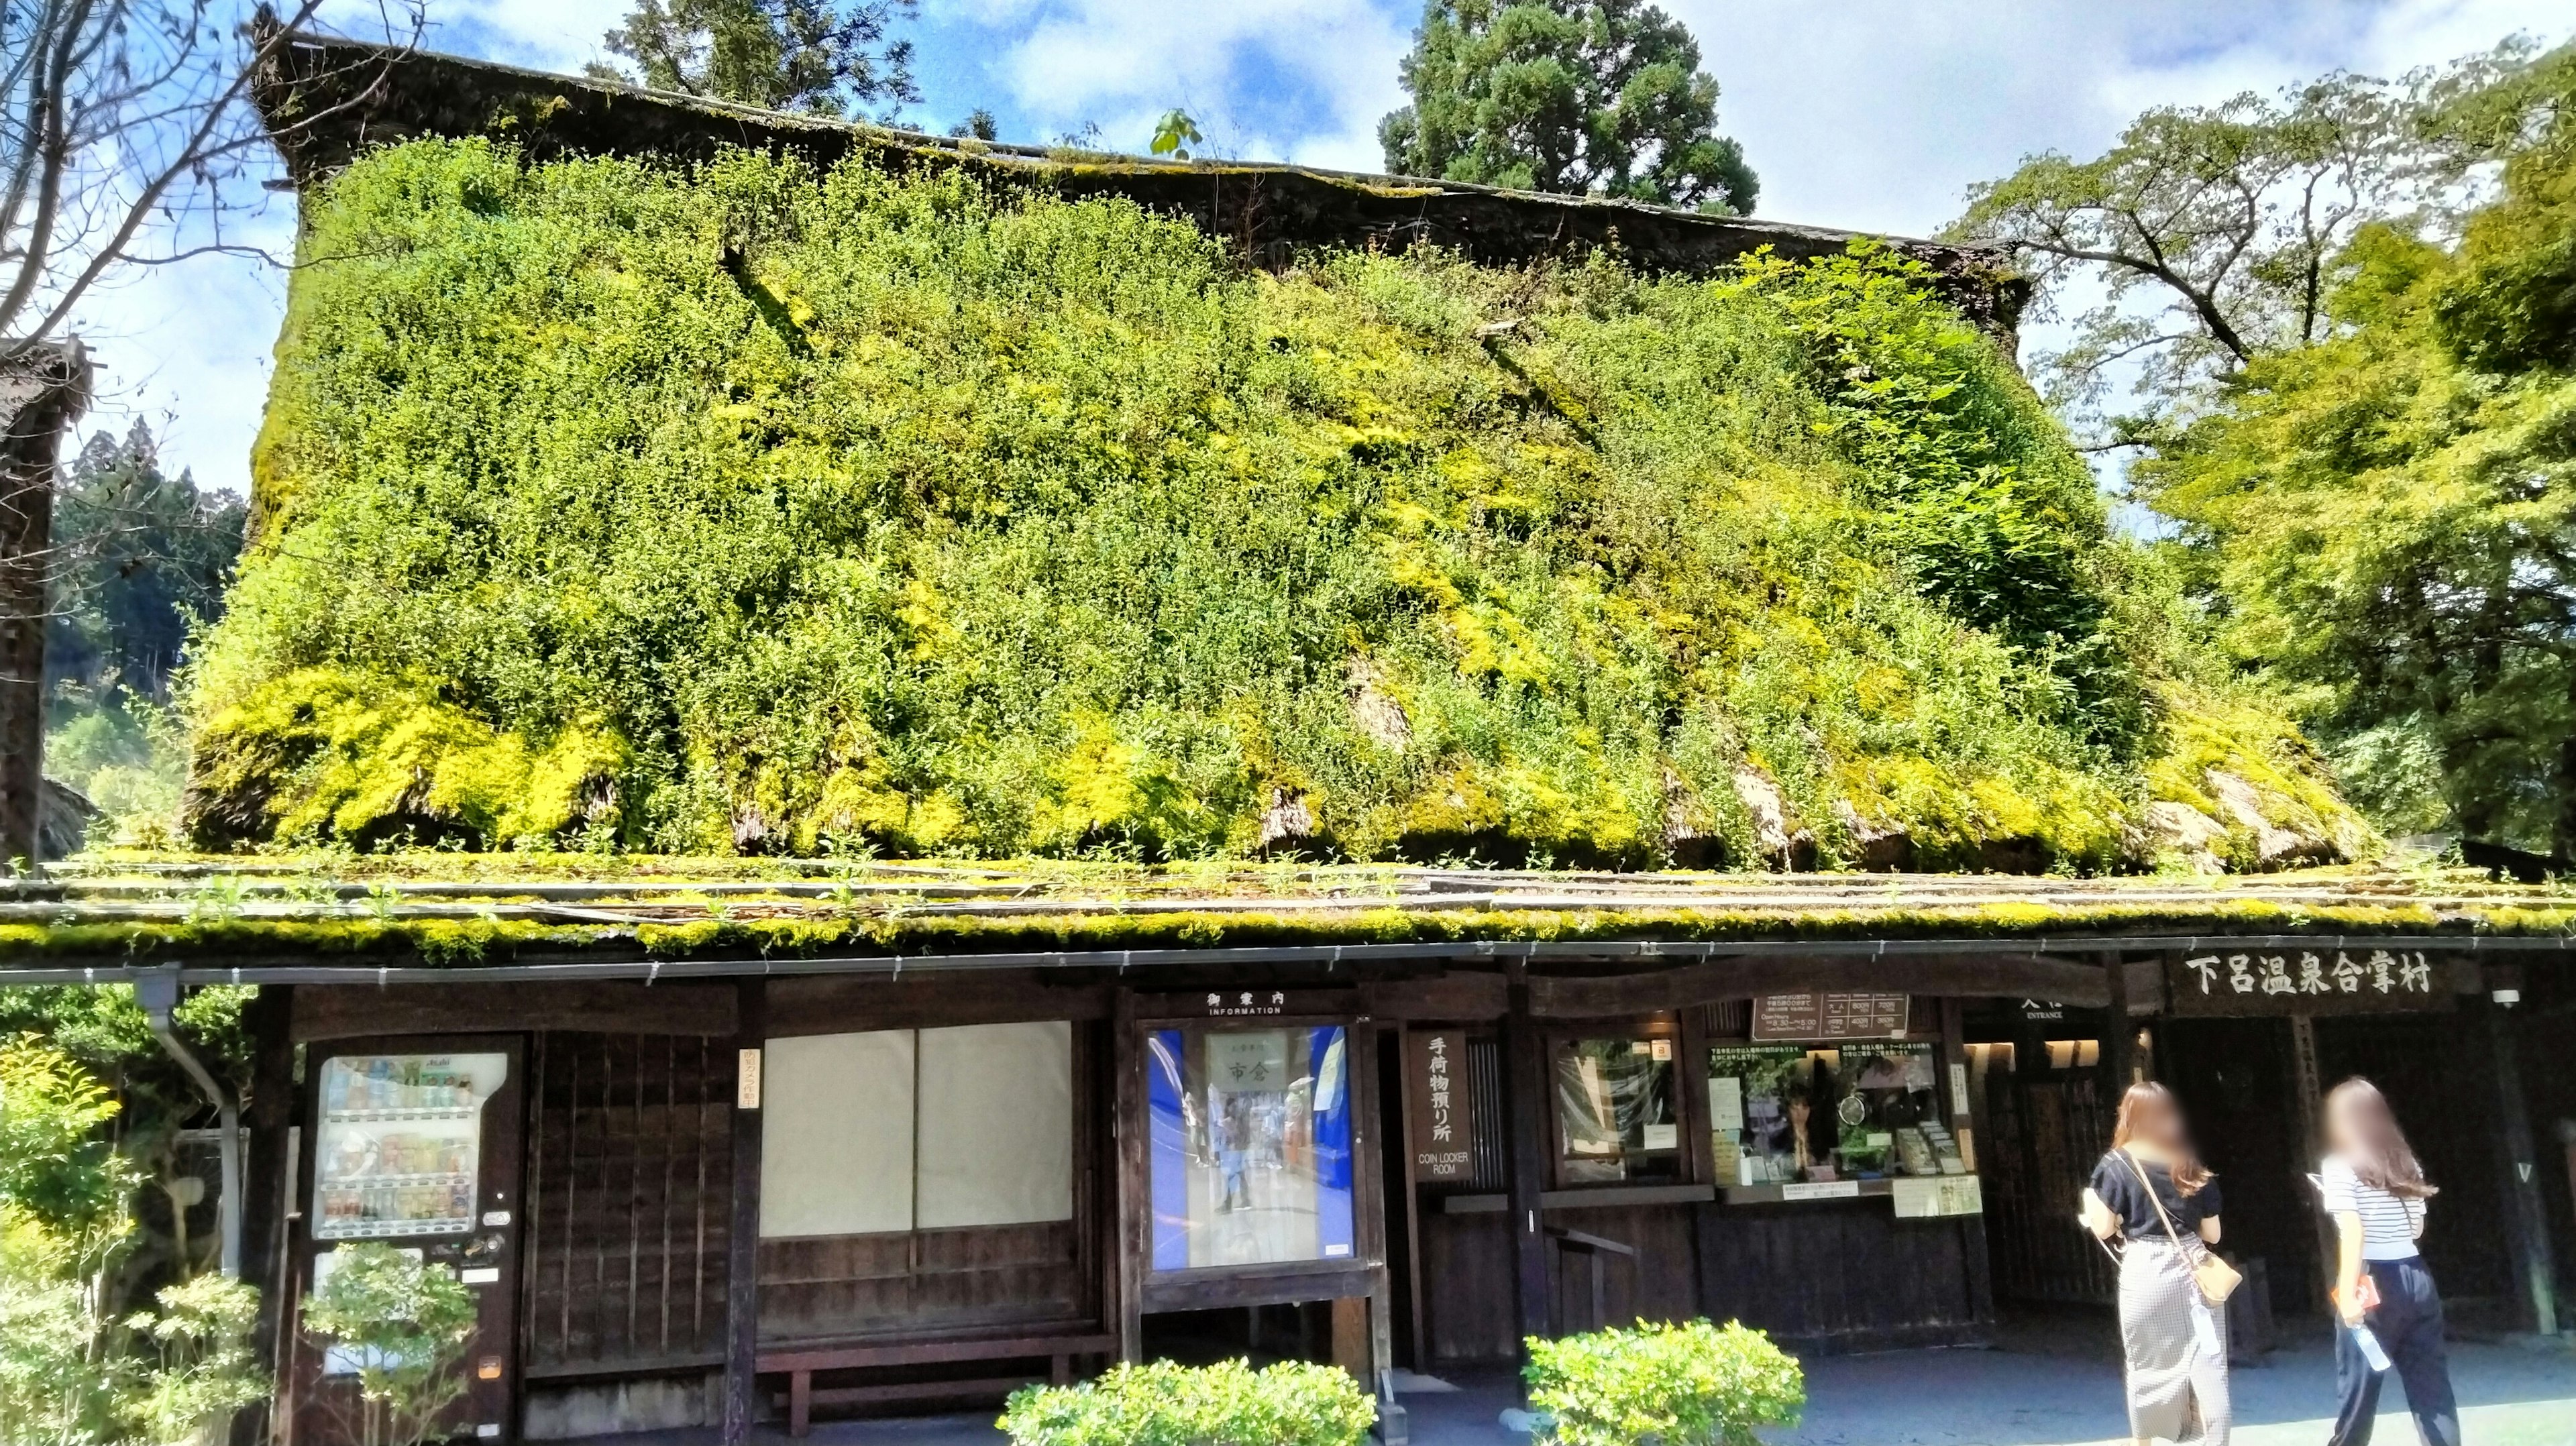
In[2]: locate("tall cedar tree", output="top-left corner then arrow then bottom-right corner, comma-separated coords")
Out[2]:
1379,0 -> 1756,214
592,0 -> 920,117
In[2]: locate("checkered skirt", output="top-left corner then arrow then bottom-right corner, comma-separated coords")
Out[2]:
2117,1237 -> 2231,1444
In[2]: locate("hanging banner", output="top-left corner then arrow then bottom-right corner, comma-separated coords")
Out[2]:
1405,1031 -> 1474,1182
2164,949 -> 2456,1016
1752,991 -> 1911,1041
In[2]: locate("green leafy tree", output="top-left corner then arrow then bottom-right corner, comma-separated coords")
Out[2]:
591,0 -> 920,118
1379,0 -> 1756,214
2138,48 -> 2576,854
1150,109 -> 1203,161
1945,43 -> 2558,445
47,422 -> 246,706
1949,72 -> 2427,442
39,421 -> 244,847
300,1245 -> 478,1446
0,1036 -> 264,1446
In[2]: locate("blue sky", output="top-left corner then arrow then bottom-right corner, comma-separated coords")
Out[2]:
68,0 -> 2575,498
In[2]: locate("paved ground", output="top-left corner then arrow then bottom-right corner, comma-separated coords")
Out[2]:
629,1316 -> 2576,1446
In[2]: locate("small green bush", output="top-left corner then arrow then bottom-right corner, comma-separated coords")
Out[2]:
301,1242 -> 480,1446
1524,1319 -> 1803,1446
997,1358 -> 1376,1446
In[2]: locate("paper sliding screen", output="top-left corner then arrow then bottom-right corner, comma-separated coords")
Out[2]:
916,1021 -> 1074,1228
760,1031 -> 916,1237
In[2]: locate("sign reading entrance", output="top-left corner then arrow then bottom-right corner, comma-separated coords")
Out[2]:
2165,950 -> 2454,1015
1406,1030 -> 1474,1181
1752,992 -> 1911,1042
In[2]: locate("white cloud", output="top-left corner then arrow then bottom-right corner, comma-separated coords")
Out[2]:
1674,0 -> 2572,237
76,0 -> 2574,500
974,0 -> 1411,170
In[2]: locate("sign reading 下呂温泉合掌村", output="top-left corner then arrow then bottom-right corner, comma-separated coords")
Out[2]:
1406,1030 -> 1474,1182
2164,949 -> 2455,1016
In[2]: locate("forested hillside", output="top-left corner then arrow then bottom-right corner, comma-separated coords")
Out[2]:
184,138 -> 2362,870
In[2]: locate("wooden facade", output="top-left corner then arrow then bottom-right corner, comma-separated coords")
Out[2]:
199,933 -> 2571,1445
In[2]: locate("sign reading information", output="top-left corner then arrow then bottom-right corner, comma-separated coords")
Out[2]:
1406,1031 -> 1474,1182
2165,949 -> 2454,1016
1752,991 -> 1911,1042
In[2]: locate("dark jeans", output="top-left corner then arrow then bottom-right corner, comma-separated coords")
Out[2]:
2329,1256 -> 2460,1446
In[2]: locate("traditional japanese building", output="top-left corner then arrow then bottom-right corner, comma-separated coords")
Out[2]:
4,860 -> 2570,1445
3,27 -> 2568,1446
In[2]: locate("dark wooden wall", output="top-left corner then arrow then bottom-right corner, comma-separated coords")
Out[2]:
2315,1013 -> 2516,1322
758,1221 -> 1091,1341
1419,1211 -> 1515,1363
521,1033 -> 736,1379
1696,1205 -> 1988,1351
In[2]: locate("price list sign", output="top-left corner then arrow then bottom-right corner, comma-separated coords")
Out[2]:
1752,991 -> 1912,1042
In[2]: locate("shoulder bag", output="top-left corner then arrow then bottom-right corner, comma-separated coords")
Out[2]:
2128,1150 -> 2242,1306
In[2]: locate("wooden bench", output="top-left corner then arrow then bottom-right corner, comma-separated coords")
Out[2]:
759,1332 -> 1120,1436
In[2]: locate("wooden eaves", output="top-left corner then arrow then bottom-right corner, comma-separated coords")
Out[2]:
3,858 -> 2570,987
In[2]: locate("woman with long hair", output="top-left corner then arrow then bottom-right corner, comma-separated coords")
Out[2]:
2321,1077 -> 2457,1446
2082,1081 -> 2230,1446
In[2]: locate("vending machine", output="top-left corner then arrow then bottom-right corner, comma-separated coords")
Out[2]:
290,1035 -> 525,1446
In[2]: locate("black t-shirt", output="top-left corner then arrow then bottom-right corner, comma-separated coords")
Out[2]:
2090,1150 -> 2222,1241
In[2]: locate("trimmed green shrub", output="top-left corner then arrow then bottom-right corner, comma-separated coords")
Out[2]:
997,1358 -> 1375,1446
1524,1319 -> 1803,1446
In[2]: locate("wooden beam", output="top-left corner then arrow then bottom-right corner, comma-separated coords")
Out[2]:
233,985 -> 296,1446
1500,964 -> 1551,1361
1527,952 -> 2111,1018
1367,972 -> 1507,1021
2288,1015 -> 2334,1308
765,972 -> 1110,1034
1393,1024 -> 1428,1372
721,978 -> 767,1446
291,980 -> 738,1040
1942,997 -> 1995,1329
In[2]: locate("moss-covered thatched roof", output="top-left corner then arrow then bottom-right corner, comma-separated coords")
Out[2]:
5,855 -> 2571,980
248,26 -> 2025,334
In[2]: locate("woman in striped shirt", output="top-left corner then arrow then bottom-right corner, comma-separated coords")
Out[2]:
2320,1078 -> 2456,1446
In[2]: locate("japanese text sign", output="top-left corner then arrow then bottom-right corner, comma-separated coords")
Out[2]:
2165,949 -> 2455,1016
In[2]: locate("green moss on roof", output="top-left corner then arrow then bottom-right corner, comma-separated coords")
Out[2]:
5,856 -> 2571,969
188,138 -> 2368,875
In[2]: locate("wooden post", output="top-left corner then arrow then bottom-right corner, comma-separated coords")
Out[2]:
1392,1024 -> 1428,1372
233,985 -> 297,1446
1113,988 -> 1144,1364
2483,994 -> 2560,1335
1942,997 -> 1995,1330
2288,1014 -> 2334,1305
2100,952 -> 2133,1093
1500,963 -> 1551,1360
721,977 -> 767,1446
0,343 -> 88,870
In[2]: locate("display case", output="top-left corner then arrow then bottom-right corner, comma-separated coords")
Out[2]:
1554,1036 -> 1681,1184
311,1052 -> 509,1240
1147,1025 -> 1355,1270
1708,1040 -> 1970,1205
